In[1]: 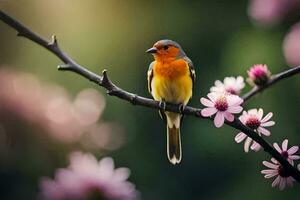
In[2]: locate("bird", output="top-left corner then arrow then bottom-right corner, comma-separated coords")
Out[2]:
146,39 -> 195,165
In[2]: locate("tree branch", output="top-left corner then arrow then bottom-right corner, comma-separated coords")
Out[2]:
1,10 -> 300,181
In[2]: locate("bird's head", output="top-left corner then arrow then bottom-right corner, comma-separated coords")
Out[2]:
146,39 -> 186,61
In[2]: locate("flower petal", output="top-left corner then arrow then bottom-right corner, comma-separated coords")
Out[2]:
287,146 -> 299,155
271,158 -> 278,164
99,157 -> 115,172
244,137 -> 252,153
235,132 -> 247,143
258,127 -> 271,136
279,177 -> 286,190
273,143 -> 282,153
214,112 -> 224,128
256,108 -> 263,120
250,141 -> 261,151
227,95 -> 243,106
262,161 -> 278,169
239,114 -> 246,124
272,176 -> 280,187
261,169 -> 277,175
289,155 -> 300,160
201,107 -> 217,117
265,173 -> 278,179
113,167 -> 130,181
200,97 -> 214,107
207,92 -> 218,102
261,169 -> 278,179
248,109 -> 258,115
261,112 -> 273,123
224,112 -> 234,122
286,177 -> 295,187
227,106 -> 243,113
282,139 -> 288,151
214,80 -> 223,87
261,121 -> 275,127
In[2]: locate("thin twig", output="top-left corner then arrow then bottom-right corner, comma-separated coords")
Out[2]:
0,10 -> 299,181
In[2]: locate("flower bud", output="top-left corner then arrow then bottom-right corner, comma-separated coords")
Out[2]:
247,64 -> 271,86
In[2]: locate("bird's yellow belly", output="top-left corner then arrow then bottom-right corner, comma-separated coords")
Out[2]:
151,75 -> 192,105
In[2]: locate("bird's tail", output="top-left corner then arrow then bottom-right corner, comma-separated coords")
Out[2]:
166,112 -> 182,165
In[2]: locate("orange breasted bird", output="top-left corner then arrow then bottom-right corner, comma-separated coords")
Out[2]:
146,39 -> 196,165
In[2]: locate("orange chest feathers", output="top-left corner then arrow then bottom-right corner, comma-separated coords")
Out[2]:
153,59 -> 189,79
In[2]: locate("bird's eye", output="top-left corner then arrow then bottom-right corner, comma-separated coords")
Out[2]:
163,45 -> 169,50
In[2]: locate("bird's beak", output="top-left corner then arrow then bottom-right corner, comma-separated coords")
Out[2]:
146,47 -> 157,54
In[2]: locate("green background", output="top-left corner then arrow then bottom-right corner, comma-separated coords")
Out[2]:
0,0 -> 299,199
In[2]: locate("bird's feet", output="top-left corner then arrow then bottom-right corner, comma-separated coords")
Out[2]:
159,99 -> 166,111
178,103 -> 186,114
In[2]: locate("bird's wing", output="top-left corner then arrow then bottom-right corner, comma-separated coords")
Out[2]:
183,56 -> 196,84
147,61 -> 166,121
147,61 -> 155,94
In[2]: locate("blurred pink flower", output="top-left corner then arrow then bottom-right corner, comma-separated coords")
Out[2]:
210,76 -> 245,95
39,152 -> 139,200
248,0 -> 288,25
261,159 -> 295,190
0,69 -> 124,150
247,64 -> 271,86
273,139 -> 300,164
235,108 -> 274,152
248,0 -> 300,25
283,22 -> 300,67
200,92 -> 243,128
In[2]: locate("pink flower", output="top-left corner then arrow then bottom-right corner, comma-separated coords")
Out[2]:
0,69 -> 125,151
248,0 -> 300,26
247,64 -> 271,86
235,109 -> 275,152
283,22 -> 300,67
200,92 -> 243,128
261,159 -> 295,190
273,139 -> 300,164
210,76 -> 245,95
39,152 -> 139,200
248,0 -> 289,25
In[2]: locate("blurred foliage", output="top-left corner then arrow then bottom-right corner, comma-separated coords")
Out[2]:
0,0 -> 299,199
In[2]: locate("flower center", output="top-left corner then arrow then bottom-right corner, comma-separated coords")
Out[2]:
253,68 -> 266,78
278,165 -> 290,178
214,96 -> 228,111
281,151 -> 289,159
245,116 -> 261,129
225,87 -> 237,95
86,185 -> 106,200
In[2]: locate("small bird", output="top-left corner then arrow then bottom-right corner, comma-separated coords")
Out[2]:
146,39 -> 195,165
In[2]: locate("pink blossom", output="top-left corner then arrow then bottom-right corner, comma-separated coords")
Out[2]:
273,139 -> 300,164
200,92 -> 243,128
283,22 -> 300,67
0,69 -> 124,150
247,64 -> 271,86
248,0 -> 300,26
39,152 -> 139,200
210,76 -> 245,95
248,0 -> 289,25
261,159 -> 295,190
235,109 -> 275,152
